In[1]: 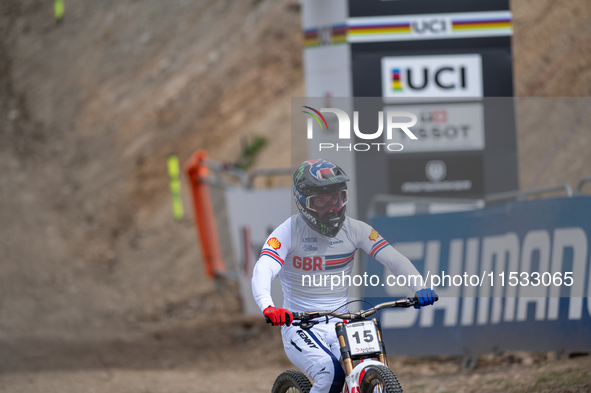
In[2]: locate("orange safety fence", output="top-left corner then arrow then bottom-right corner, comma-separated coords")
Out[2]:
185,150 -> 227,278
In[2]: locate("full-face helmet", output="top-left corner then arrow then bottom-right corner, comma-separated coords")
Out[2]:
293,159 -> 349,237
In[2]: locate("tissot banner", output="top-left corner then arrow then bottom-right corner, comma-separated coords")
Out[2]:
383,103 -> 485,153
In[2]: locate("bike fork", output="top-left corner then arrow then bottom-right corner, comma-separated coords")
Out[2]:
336,322 -> 354,375
374,318 -> 389,367
336,319 -> 389,377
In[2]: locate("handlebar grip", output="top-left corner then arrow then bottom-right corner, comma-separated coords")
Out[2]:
266,312 -> 301,324
292,312 -> 305,320
412,294 -> 439,305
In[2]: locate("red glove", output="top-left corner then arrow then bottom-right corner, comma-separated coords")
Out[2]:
263,306 -> 293,326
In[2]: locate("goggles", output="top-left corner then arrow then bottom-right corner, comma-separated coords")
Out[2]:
306,190 -> 348,216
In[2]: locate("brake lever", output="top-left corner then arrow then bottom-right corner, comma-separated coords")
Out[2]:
292,320 -> 319,330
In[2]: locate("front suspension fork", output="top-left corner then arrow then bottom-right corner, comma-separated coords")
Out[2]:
336,319 -> 388,377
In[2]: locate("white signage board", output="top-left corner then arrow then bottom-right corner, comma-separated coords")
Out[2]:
348,11 -> 513,43
381,54 -> 483,99
225,187 -> 292,316
383,102 -> 485,153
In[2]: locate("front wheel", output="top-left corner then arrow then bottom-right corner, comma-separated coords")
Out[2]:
272,370 -> 312,393
359,365 -> 404,393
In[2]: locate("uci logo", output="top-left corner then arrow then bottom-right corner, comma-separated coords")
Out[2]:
411,18 -> 448,34
382,54 -> 483,98
317,26 -> 332,46
392,66 -> 467,91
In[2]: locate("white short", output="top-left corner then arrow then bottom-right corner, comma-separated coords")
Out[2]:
281,320 -> 346,393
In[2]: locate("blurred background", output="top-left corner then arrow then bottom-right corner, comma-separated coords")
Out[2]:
0,0 -> 590,392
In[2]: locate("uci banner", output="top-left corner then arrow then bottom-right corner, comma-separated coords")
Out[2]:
363,196 -> 591,356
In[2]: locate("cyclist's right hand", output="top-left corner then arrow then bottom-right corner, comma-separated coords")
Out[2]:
264,306 -> 293,326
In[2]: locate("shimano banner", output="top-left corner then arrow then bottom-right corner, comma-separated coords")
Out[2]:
363,196 -> 591,356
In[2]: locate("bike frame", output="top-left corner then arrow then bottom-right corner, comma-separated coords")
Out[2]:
290,297 -> 419,392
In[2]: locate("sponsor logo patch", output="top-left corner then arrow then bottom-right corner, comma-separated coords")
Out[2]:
369,229 -> 379,241
267,237 -> 281,250
296,330 -> 319,349
382,103 -> 485,154
314,367 -> 330,377
308,159 -> 337,180
298,203 -> 318,224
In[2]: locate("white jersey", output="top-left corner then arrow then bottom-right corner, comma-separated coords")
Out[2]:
252,214 -> 425,313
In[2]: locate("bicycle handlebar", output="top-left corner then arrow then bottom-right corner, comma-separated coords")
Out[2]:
292,296 -> 421,321
265,296 -> 438,325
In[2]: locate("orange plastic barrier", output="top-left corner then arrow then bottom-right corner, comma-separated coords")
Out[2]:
185,150 -> 226,278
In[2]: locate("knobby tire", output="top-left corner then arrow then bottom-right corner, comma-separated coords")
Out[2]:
271,369 -> 313,393
359,365 -> 404,393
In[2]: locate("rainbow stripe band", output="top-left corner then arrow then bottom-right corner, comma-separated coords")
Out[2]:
332,35 -> 347,44
303,27 -> 319,48
304,24 -> 349,48
307,12 -> 513,46
370,240 -> 388,259
260,249 -> 284,266
348,23 -> 411,36
332,25 -> 347,37
325,251 -> 356,270
452,19 -> 511,31
391,69 -> 403,92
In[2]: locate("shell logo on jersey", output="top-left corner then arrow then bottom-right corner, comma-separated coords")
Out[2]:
267,237 -> 281,250
369,229 -> 379,241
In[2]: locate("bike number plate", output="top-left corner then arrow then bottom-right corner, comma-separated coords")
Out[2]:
345,321 -> 380,355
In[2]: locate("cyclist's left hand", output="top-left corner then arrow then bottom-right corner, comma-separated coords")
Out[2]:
414,288 -> 437,309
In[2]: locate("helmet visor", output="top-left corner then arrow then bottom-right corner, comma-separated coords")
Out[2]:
306,190 -> 348,218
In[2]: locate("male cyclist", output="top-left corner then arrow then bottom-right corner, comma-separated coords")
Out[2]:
252,159 -> 436,393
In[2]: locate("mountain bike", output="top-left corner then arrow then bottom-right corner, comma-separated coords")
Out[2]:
269,296 -> 435,393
